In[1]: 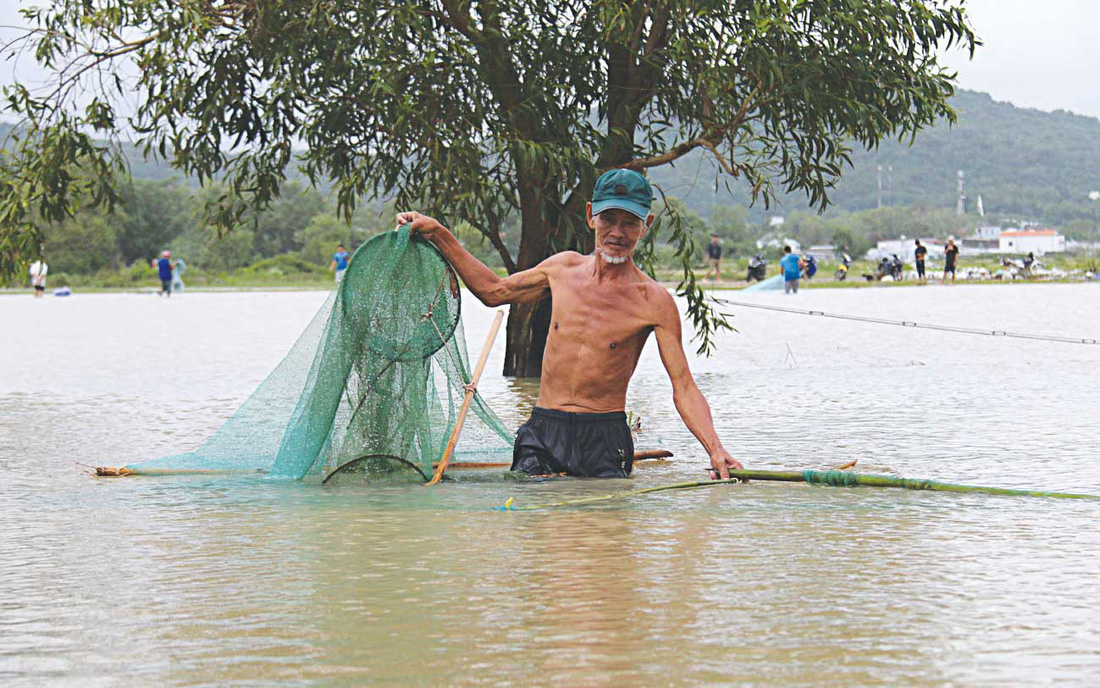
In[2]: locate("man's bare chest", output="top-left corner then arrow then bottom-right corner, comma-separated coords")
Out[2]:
548,279 -> 655,344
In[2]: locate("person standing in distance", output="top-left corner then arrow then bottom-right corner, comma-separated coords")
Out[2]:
330,243 -> 350,283
914,239 -> 927,283
171,257 -> 187,294
942,238 -> 959,284
705,235 -> 722,280
153,251 -> 176,297
780,245 -> 802,294
29,258 -> 48,298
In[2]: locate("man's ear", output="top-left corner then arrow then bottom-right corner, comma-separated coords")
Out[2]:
642,213 -> 655,237
586,202 -> 596,230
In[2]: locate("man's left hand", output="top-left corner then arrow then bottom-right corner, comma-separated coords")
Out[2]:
709,449 -> 743,480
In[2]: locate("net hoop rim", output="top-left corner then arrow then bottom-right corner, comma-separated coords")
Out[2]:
340,227 -> 461,362
321,453 -> 430,484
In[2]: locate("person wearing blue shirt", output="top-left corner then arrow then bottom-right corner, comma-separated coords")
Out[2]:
330,244 -> 350,283
153,250 -> 176,297
779,245 -> 803,294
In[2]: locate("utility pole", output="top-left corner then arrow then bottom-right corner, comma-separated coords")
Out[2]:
877,164 -> 883,208
956,170 -> 967,215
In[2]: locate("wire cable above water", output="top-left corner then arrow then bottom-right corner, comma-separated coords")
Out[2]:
717,298 -> 1099,346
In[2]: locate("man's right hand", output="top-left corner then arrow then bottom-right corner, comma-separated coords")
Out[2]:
396,211 -> 442,241
708,448 -> 743,480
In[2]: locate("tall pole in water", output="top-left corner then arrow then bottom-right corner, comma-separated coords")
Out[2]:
876,164 -> 883,208
956,169 -> 967,215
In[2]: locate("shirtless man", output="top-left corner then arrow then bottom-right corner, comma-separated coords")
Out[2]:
397,168 -> 743,480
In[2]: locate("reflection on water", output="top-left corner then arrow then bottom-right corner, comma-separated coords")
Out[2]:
2,286 -> 1100,686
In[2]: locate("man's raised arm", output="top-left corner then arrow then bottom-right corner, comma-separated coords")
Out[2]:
396,211 -> 550,307
651,290 -> 744,480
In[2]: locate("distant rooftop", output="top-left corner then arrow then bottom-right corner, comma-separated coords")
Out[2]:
1000,229 -> 1059,237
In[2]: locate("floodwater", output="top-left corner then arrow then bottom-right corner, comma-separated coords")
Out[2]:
2,284 -> 1099,687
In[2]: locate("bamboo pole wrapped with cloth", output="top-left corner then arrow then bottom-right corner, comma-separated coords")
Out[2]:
495,469 -> 1100,511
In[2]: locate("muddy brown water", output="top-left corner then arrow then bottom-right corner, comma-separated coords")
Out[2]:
2,284 -> 1099,686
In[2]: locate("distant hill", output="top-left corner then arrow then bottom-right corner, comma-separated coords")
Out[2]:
649,90 -> 1100,225
5,90 -> 1100,225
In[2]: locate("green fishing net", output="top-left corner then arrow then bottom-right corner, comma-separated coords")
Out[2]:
128,226 -> 514,482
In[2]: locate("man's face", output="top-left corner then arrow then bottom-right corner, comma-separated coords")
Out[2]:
586,205 -> 652,264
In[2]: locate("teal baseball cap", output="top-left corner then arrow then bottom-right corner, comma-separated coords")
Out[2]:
591,169 -> 653,220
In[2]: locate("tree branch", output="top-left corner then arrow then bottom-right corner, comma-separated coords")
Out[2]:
437,0 -> 481,42
620,137 -> 711,171
628,0 -> 654,55
622,81 -> 763,173
467,215 -> 517,273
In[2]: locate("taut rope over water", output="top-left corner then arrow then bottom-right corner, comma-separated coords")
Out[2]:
718,299 -> 1100,346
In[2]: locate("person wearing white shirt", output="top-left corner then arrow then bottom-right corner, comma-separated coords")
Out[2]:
29,260 -> 48,298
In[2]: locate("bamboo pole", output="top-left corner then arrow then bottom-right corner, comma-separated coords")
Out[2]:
427,310 -> 505,485
92,450 -> 669,479
495,469 -> 1100,511
86,464 -> 267,477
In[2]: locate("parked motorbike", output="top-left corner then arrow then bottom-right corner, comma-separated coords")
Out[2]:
872,257 -> 892,280
746,255 -> 768,282
868,255 -> 904,281
834,252 -> 852,281
890,254 -> 905,280
800,255 -> 818,279
1001,255 -> 1041,280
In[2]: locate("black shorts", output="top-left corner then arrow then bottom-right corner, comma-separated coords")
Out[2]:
916,260 -> 925,277
34,285 -> 45,292
945,263 -> 956,275
512,407 -> 634,478
161,279 -> 173,292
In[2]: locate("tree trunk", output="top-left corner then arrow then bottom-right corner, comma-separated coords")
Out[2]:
502,175 -> 554,378
502,296 -> 553,378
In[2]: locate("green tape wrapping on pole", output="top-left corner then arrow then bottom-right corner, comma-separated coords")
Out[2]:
802,469 -> 1100,500
495,469 -> 1100,511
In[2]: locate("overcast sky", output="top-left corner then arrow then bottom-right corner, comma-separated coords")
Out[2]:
2,0 -> 1100,120
939,0 -> 1100,119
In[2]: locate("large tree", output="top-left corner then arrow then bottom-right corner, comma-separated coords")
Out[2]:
1,0 -> 975,375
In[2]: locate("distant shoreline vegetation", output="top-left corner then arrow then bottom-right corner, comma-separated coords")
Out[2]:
12,254 -> 1097,294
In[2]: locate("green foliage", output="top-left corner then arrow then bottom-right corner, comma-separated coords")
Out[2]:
297,213 -> 361,267
239,254 -> 329,279
452,221 -> 512,270
1063,219 -> 1100,241
199,225 -> 256,272
708,205 -> 754,256
1,0 -> 976,366
117,179 -> 191,264
253,181 -> 328,257
829,228 -> 864,258
43,207 -> 123,274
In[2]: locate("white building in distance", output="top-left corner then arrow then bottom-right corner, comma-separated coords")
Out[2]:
998,229 -> 1066,254
756,233 -> 801,253
805,244 -> 838,261
869,238 -> 944,261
